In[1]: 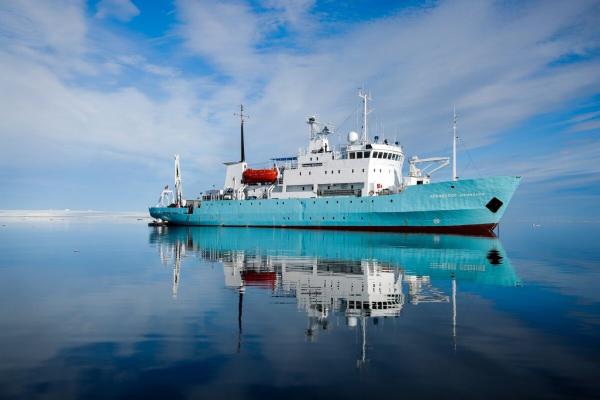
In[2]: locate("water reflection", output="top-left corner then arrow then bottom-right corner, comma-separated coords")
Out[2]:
150,227 -> 519,366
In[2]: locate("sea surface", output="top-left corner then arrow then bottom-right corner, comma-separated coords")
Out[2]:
0,214 -> 599,399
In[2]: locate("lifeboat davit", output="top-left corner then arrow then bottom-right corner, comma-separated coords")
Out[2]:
242,167 -> 278,184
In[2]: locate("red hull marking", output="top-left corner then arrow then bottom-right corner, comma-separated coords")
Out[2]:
166,222 -> 498,238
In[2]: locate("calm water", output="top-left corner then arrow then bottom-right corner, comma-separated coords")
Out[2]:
0,217 -> 599,399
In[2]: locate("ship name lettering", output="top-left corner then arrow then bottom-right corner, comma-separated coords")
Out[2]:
430,192 -> 485,199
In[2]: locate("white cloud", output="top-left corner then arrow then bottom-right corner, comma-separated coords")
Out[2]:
0,0 -> 600,210
96,0 -> 140,22
176,0 -> 262,76
0,0 -> 87,55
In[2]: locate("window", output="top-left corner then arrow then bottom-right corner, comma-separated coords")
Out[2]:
349,152 -> 355,159
387,153 -> 392,159
338,170 -> 340,174
352,169 -> 354,173
378,152 -> 384,159
325,171 -> 327,174
309,171 -> 311,175
299,172 -> 302,176
310,157 -> 312,161
357,152 -> 363,159
362,169 -> 365,172
364,151 -> 371,158
373,151 -> 379,158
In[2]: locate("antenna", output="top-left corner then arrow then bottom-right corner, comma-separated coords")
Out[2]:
234,104 -> 249,163
452,106 -> 458,181
358,89 -> 372,144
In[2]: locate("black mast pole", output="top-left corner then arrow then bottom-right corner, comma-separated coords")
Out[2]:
239,104 -> 246,162
235,105 -> 248,163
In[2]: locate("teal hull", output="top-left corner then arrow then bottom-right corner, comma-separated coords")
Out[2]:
149,176 -> 520,235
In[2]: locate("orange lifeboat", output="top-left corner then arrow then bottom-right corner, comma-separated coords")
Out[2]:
242,167 -> 278,184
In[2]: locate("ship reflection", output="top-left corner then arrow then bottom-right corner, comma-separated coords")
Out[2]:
150,227 -> 519,366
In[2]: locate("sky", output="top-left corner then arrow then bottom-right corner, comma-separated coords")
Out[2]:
0,0 -> 599,221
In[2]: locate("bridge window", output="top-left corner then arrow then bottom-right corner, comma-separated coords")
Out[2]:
364,151 -> 371,157
378,152 -> 384,159
349,152 -> 355,159
357,152 -> 363,159
373,151 -> 379,158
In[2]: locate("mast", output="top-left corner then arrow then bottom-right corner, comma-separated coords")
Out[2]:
359,89 -> 371,144
237,286 -> 244,353
174,154 -> 183,206
452,276 -> 457,351
234,104 -> 249,163
452,107 -> 458,181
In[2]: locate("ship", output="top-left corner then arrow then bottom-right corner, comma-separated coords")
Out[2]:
149,92 -> 521,235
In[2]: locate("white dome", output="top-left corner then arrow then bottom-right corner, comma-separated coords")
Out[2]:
347,131 -> 359,144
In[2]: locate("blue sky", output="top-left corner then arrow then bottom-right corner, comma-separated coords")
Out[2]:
0,0 -> 599,221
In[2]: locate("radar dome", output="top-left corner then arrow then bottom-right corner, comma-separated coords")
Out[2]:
347,131 -> 359,144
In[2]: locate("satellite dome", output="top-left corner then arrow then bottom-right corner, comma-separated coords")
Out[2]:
347,131 -> 359,144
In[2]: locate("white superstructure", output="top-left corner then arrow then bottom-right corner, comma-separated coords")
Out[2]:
218,91 -> 454,201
